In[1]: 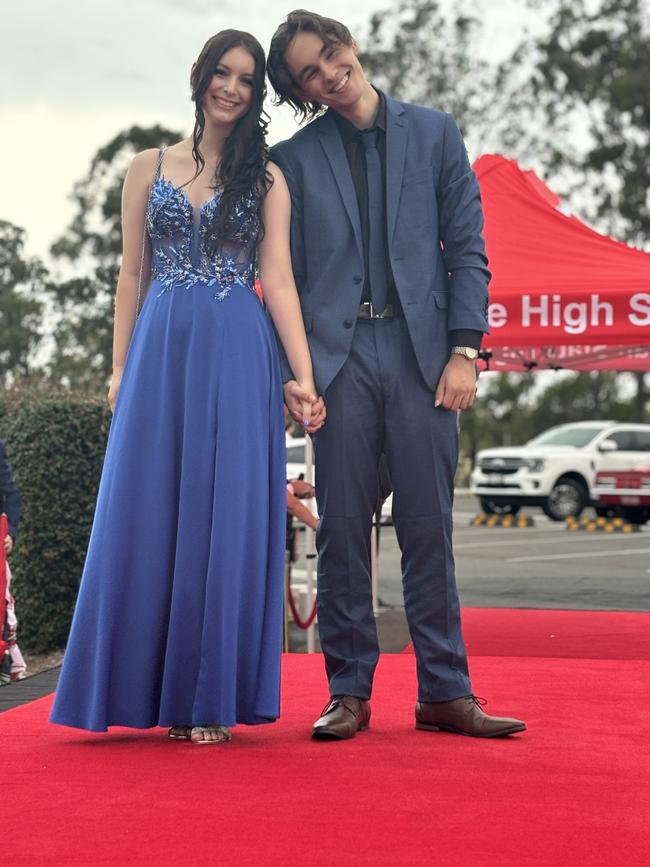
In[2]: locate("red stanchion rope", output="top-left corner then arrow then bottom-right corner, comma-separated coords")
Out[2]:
286,572 -> 318,630
0,514 -> 8,658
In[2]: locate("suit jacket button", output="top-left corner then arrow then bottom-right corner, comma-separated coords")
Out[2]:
353,275 -> 362,284
343,319 -> 354,328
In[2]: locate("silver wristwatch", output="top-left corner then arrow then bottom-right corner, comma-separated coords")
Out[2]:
451,346 -> 479,361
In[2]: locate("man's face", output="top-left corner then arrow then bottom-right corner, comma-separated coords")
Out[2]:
283,30 -> 365,111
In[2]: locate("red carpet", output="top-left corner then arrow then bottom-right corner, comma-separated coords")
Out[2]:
4,651 -> 650,866
403,608 -> 650,659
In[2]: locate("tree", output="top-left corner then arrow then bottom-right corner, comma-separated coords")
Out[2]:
526,0 -> 650,418
49,124 -> 182,388
528,371 -> 639,431
460,373 -> 537,464
530,0 -> 650,246
359,0 -> 539,158
360,1 -> 490,128
0,221 -> 47,387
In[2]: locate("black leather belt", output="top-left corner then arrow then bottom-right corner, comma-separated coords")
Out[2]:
357,302 -> 402,319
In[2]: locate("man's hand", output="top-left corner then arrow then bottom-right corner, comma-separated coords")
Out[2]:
284,380 -> 327,433
4,534 -> 13,555
434,355 -> 477,411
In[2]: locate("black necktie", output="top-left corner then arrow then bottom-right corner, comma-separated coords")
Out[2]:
361,130 -> 388,314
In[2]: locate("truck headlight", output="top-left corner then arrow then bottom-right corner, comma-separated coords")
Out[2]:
525,459 -> 545,472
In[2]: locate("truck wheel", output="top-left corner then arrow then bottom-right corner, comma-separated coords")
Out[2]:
480,497 -> 521,516
543,478 -> 587,521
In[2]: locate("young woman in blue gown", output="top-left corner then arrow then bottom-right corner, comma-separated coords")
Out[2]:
50,30 -> 325,743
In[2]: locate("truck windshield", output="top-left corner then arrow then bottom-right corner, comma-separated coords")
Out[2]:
527,425 -> 608,447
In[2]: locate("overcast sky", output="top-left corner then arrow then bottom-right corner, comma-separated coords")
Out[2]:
1,0 -> 535,260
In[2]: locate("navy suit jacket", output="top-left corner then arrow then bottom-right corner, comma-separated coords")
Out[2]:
270,95 -> 490,395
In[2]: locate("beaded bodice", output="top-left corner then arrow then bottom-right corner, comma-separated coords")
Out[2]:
146,158 -> 260,301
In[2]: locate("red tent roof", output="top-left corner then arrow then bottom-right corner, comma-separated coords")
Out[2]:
473,155 -> 650,370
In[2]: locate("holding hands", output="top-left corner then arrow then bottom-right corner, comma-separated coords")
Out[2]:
284,380 -> 327,434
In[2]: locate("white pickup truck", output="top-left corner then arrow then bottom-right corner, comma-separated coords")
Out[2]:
470,421 -> 650,520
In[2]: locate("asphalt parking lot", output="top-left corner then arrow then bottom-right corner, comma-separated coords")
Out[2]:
290,491 -> 649,618
377,494 -> 649,612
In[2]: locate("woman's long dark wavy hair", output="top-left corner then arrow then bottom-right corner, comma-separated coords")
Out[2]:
190,30 -> 272,254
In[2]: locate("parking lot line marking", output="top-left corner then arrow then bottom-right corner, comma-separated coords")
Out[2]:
455,535 -> 636,552
455,521 -> 568,532
507,548 -> 650,563
454,528 -> 567,540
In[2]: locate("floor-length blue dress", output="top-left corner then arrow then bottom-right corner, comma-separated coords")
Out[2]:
50,151 -> 286,731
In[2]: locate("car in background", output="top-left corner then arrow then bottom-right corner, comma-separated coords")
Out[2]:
286,436 -> 307,482
470,421 -> 650,521
593,465 -> 650,525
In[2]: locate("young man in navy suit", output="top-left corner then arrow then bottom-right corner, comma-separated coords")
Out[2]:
268,10 -> 525,739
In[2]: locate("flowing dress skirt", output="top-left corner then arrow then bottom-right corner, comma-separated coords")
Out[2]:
50,278 -> 286,731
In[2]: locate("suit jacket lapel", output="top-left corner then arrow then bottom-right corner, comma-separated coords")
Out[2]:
385,96 -> 408,243
317,111 -> 363,257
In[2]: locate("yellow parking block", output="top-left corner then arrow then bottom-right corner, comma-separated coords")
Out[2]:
565,517 -> 642,533
470,513 -> 535,528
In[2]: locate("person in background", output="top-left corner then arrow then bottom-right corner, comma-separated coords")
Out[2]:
287,478 -> 319,535
284,477 -> 319,649
1,439 -> 27,683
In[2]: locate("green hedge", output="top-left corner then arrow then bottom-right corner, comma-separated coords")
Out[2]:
0,387 -> 111,652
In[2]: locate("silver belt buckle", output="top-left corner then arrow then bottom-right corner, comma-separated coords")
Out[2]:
359,302 -> 389,319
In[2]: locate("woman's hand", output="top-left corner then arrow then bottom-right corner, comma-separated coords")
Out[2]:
283,380 -> 326,433
107,369 -> 123,412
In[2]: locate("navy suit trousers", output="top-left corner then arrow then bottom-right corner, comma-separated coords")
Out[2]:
313,318 -> 472,702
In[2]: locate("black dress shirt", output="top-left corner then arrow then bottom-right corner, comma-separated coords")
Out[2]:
333,92 -> 482,350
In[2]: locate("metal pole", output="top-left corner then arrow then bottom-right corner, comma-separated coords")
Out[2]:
283,552 -> 290,654
305,434 -> 316,654
370,522 -> 379,613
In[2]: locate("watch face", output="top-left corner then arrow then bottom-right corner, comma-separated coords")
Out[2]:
453,347 -> 478,360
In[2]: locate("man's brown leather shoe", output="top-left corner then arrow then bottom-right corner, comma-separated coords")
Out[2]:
312,695 -> 371,740
416,696 -> 526,738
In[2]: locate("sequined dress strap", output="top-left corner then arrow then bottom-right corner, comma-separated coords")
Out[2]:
155,146 -> 166,178
136,147 -> 166,318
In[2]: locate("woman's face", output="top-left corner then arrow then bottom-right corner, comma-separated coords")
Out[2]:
201,45 -> 256,126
